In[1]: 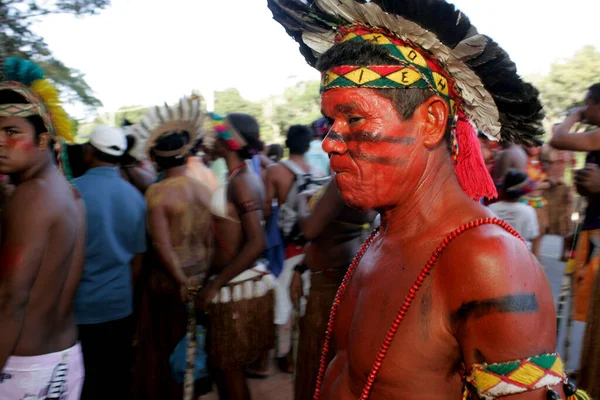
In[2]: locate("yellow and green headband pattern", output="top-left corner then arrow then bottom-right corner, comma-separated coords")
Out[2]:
320,25 -> 461,117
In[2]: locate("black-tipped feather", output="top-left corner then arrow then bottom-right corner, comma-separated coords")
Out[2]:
373,0 -> 472,48
267,0 -> 545,145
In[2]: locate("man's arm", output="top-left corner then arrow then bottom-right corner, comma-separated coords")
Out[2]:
297,179 -> 344,240
199,173 -> 266,309
439,230 -> 564,398
0,183 -> 51,370
551,109 -> 600,151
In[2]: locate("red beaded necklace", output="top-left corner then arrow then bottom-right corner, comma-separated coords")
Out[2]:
227,162 -> 246,180
313,217 -> 523,400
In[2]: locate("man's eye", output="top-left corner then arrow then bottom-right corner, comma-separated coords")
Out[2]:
348,117 -> 363,125
6,129 -> 18,136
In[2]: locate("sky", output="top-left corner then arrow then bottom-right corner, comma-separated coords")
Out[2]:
33,0 -> 600,116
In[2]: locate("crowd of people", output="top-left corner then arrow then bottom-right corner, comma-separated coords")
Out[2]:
3,0 -> 600,399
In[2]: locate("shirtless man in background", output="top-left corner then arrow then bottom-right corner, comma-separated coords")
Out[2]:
0,64 -> 86,399
203,112 -> 271,400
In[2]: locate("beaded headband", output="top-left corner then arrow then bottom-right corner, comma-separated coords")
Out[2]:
0,59 -> 73,142
0,82 -> 56,137
321,25 -> 461,120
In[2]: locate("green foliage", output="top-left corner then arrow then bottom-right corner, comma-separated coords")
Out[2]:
534,46 -> 600,120
113,105 -> 149,126
214,88 -> 275,144
0,0 -> 111,108
273,81 -> 322,136
213,83 -> 322,146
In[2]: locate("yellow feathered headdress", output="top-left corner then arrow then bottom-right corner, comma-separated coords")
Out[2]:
0,58 -> 73,142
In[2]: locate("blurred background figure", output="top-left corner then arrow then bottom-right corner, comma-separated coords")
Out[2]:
266,143 -> 284,163
304,118 -> 330,176
489,170 -> 540,250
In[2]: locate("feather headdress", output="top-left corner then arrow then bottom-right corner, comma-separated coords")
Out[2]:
0,58 -> 73,142
130,95 -> 206,160
268,0 -> 543,144
268,0 -> 545,200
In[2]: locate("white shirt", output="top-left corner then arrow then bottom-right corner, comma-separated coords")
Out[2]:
489,201 -> 540,249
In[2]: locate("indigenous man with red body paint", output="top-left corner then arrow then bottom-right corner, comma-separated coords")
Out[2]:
269,0 -> 583,399
0,58 -> 85,399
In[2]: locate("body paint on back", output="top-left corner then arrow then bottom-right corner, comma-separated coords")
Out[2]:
0,243 -> 25,277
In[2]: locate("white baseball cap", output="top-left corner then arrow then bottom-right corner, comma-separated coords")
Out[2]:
89,125 -> 127,157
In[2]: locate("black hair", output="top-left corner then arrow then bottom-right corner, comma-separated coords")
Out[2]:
119,135 -> 138,165
285,125 -> 312,155
0,89 -> 50,145
189,137 -> 204,156
151,130 -> 190,169
588,83 -> 600,104
316,40 -> 452,150
91,145 -> 122,165
65,144 -> 87,178
503,169 -> 529,201
227,113 -> 262,160
267,143 -> 284,162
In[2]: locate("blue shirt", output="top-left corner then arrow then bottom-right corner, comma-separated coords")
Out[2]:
305,140 -> 330,176
73,167 -> 147,324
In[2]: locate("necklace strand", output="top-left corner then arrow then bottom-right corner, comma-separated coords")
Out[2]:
313,217 -> 523,400
227,162 -> 246,180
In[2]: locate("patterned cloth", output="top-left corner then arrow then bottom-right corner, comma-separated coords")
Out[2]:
0,343 -> 84,400
574,229 -> 600,322
465,353 -> 564,400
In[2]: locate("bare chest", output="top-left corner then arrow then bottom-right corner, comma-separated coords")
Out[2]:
331,247 -> 463,397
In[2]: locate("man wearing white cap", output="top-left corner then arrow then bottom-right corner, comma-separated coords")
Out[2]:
73,125 -> 147,400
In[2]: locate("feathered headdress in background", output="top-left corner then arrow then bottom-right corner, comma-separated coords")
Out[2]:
130,95 -> 206,160
0,58 -> 73,142
268,0 -> 545,200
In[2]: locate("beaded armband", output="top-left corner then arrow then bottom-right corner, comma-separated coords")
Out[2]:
464,353 -> 589,400
236,200 -> 262,215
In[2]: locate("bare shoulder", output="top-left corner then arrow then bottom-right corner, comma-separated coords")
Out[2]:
4,179 -> 53,221
436,223 -> 549,314
230,169 -> 264,204
434,223 -> 557,366
145,181 -> 170,209
265,162 -> 284,178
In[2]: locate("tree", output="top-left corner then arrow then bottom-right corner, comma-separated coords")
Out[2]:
272,80 -> 321,135
0,0 -> 111,108
214,88 -> 276,144
533,46 -> 600,120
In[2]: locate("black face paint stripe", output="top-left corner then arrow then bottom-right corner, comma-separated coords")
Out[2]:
327,131 -> 416,144
451,294 -> 539,325
347,150 -> 409,166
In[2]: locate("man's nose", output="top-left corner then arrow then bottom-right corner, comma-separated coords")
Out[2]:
322,120 -> 349,155
323,130 -> 348,155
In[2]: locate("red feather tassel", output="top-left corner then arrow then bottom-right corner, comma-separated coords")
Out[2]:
453,114 -> 497,201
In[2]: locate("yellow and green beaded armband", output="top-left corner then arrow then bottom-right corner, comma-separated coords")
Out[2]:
464,353 -> 590,400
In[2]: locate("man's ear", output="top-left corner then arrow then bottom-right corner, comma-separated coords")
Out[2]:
413,95 -> 449,148
38,132 -> 51,150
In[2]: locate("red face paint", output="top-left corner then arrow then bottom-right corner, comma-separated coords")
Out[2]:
0,243 -> 25,277
6,136 -> 35,152
321,88 -> 426,210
